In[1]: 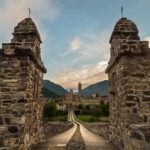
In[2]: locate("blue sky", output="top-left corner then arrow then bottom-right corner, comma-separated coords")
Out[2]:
0,0 -> 150,90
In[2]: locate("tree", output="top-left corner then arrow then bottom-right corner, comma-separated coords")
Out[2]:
78,104 -> 83,109
99,104 -> 109,116
43,100 -> 57,118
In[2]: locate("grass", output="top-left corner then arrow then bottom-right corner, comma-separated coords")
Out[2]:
99,117 -> 109,122
77,115 -> 98,122
76,115 -> 109,122
44,115 -> 68,122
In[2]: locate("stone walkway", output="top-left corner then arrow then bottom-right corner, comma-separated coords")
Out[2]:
70,111 -> 116,150
47,122 -> 77,149
66,124 -> 86,150
32,122 -> 77,150
80,123 -> 115,150
33,111 -> 116,150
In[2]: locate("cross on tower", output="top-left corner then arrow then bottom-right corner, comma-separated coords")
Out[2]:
121,6 -> 124,18
28,8 -> 31,18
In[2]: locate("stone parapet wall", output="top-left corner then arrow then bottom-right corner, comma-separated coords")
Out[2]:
75,115 -> 110,141
81,122 -> 110,140
43,122 -> 74,138
31,122 -> 74,149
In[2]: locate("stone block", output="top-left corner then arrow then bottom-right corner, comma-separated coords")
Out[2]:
128,114 -> 143,124
8,126 -> 19,134
0,116 -> 3,125
0,126 -> 8,134
130,131 -> 143,140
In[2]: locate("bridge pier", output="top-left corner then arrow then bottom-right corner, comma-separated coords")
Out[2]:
106,18 -> 150,149
0,18 -> 46,149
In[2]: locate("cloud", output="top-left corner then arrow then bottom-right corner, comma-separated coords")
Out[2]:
59,37 -> 82,56
50,60 -> 108,89
0,0 -> 59,43
52,31 -> 111,89
70,37 -> 82,51
55,35 -> 150,89
143,36 -> 150,47
60,31 -> 110,62
81,32 -> 110,56
0,1 -> 111,90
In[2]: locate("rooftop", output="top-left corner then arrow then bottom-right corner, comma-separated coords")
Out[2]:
110,17 -> 139,43
13,18 -> 42,43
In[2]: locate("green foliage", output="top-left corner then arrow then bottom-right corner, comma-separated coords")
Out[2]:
78,104 -> 83,109
100,104 -> 109,116
48,116 -> 68,122
99,117 -> 109,122
43,100 -> 57,118
77,115 -> 109,122
56,110 -> 68,116
59,116 -> 68,122
85,104 -> 90,110
88,116 -> 98,122
77,115 -> 97,122
76,103 -> 109,122
43,101 -> 68,122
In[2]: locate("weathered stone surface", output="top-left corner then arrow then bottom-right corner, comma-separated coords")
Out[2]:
0,17 -> 46,149
0,116 -> 3,125
31,122 -> 74,149
43,122 -> 74,138
79,122 -> 110,140
106,17 -> 150,149
130,131 -> 143,140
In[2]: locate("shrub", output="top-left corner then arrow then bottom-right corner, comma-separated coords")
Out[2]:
89,116 -> 97,122
78,104 -> 83,109
43,100 -> 57,118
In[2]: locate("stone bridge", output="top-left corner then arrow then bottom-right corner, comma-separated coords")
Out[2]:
0,17 -> 150,150
32,111 -> 116,150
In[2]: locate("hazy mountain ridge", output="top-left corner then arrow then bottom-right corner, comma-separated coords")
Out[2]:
42,87 -> 60,98
43,80 -> 68,96
82,80 -> 109,97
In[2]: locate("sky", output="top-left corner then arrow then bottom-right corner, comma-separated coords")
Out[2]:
0,0 -> 150,90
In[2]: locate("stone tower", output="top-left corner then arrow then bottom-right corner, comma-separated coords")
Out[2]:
106,18 -> 150,149
0,18 -> 46,149
78,82 -> 82,100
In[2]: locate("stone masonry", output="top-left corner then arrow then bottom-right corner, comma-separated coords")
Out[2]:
106,18 -> 150,149
0,18 -> 46,149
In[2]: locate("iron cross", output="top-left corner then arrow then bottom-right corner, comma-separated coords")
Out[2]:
121,6 -> 124,18
28,8 -> 31,18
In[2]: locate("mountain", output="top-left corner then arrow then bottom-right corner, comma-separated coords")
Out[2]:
42,87 -> 60,98
43,80 -> 68,96
82,80 -> 109,97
